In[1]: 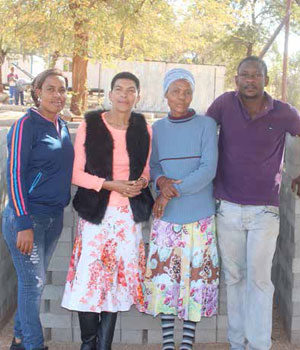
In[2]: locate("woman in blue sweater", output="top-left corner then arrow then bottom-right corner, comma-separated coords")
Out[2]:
2,68 -> 74,350
144,68 -> 219,350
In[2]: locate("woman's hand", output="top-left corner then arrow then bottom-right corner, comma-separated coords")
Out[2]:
153,194 -> 169,219
103,180 -> 142,198
17,229 -> 34,255
157,176 -> 182,200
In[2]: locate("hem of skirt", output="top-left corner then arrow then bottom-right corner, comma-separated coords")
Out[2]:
144,309 -> 218,322
61,302 -> 145,313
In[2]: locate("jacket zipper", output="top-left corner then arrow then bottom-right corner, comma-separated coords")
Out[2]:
28,172 -> 42,194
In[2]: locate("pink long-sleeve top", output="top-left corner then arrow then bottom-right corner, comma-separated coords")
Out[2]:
72,112 -> 152,207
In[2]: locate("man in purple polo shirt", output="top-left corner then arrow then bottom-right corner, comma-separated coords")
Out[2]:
207,56 -> 300,350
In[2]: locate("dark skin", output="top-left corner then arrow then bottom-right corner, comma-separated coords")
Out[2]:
17,75 -> 68,255
236,61 -> 300,196
235,61 -> 269,119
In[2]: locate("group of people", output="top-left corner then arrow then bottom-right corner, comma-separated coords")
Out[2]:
7,66 -> 27,105
3,55 -> 300,350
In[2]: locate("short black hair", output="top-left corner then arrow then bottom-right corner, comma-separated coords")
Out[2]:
111,71 -> 140,92
31,68 -> 68,107
237,56 -> 268,76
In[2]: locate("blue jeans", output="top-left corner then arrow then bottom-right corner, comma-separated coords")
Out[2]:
2,205 -> 63,350
15,90 -> 24,105
216,200 -> 279,350
9,86 -> 16,104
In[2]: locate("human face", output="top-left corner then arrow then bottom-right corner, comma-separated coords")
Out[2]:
36,75 -> 67,121
109,78 -> 140,113
165,79 -> 193,117
235,61 -> 269,100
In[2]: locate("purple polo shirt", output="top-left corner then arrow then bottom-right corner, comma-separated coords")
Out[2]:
207,91 -> 300,206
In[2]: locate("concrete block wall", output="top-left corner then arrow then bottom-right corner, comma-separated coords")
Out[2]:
3,121 -> 300,345
273,134 -> 300,344
38,125 -> 228,345
0,127 -> 17,329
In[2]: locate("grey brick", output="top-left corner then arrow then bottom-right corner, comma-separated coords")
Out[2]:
53,242 -> 72,257
41,285 -> 64,301
216,315 -> 228,330
40,312 -> 72,328
49,256 -> 71,272
50,300 -> 71,315
196,316 -> 216,330
121,330 -> 143,344
51,327 -> 73,342
195,329 -> 217,343
120,314 -> 160,330
290,329 -> 300,344
72,327 -> 81,343
59,227 -> 73,242
291,316 -> 300,330
147,330 -> 162,344
292,258 -> 300,274
52,271 -> 68,285
64,212 -> 75,227
217,329 -> 228,343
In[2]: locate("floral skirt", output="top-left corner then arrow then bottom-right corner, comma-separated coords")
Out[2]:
144,215 -> 219,322
61,206 -> 145,313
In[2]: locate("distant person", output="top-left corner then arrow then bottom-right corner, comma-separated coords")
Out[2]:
15,78 -> 27,105
62,71 -> 153,350
2,68 -> 74,350
144,68 -> 219,350
7,67 -> 18,105
206,56 -> 300,350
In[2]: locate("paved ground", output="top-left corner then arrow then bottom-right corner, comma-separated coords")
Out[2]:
1,306 -> 300,350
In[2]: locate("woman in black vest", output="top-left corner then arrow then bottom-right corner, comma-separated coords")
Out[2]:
61,72 -> 153,350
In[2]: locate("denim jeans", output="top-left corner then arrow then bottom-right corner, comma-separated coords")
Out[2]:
216,200 -> 279,350
2,205 -> 63,350
9,86 -> 16,104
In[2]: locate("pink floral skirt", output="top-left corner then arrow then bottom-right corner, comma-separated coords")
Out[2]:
61,206 -> 145,313
144,215 -> 219,321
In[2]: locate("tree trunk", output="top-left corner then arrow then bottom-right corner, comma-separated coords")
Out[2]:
49,50 -> 60,68
70,54 -> 88,115
0,49 -> 7,93
70,19 -> 89,116
246,43 -> 253,57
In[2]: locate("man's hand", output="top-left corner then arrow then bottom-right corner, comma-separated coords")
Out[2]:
292,175 -> 300,197
156,176 -> 182,200
17,229 -> 34,255
153,194 -> 169,219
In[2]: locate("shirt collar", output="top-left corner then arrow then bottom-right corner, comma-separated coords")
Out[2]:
168,108 -> 196,123
235,91 -> 274,119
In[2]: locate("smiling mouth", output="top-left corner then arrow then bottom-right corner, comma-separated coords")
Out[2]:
52,102 -> 63,107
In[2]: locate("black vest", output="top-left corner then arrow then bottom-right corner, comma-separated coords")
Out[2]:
73,110 -> 154,224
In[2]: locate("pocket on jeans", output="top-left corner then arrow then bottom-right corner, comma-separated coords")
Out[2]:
215,199 -> 223,216
263,205 -> 279,218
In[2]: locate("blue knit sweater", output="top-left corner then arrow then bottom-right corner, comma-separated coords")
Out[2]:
151,113 -> 218,224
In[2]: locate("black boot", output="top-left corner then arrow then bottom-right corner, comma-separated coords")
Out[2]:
10,338 -> 25,350
97,312 -> 117,350
78,311 -> 99,350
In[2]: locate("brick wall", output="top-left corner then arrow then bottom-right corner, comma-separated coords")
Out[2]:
0,127 -> 17,329
38,125 -> 228,344
3,122 -> 300,345
273,134 -> 300,344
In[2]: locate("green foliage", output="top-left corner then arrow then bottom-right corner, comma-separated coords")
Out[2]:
0,0 -> 300,107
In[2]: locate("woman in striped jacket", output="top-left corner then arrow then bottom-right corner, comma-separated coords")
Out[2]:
2,68 -> 74,350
